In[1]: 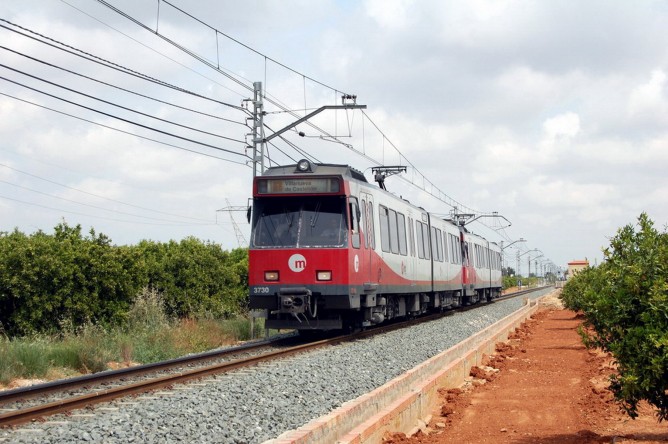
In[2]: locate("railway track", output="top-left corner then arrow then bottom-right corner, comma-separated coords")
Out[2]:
0,286 -> 548,428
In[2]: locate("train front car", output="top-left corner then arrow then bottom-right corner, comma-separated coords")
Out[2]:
248,160 -> 368,331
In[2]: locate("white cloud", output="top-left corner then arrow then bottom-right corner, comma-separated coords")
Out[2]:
364,0 -> 416,29
523,176 -> 616,210
543,112 -> 580,140
627,69 -> 668,123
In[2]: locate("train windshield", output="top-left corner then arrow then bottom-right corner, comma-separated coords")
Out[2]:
251,196 -> 348,248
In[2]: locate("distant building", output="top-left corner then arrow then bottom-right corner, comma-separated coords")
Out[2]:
567,259 -> 589,279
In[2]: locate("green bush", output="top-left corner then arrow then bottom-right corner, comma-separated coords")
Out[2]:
563,213 -> 668,421
0,223 -> 145,336
135,239 -> 248,319
0,224 -> 249,336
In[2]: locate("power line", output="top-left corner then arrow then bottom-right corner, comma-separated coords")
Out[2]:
0,179 -> 212,225
60,0 -> 249,101
0,193 -> 218,227
0,92 -> 251,167
0,20 -> 246,112
0,162 -> 214,223
1,76 -> 248,157
0,45 -> 246,127
0,62 -> 247,144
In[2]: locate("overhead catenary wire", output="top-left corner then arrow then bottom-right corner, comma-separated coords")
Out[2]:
94,1 -> 253,96
60,0 -> 249,101
137,0 -> 353,96
92,1 -> 358,159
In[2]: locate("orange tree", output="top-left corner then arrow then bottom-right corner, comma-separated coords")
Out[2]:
0,223 -> 144,335
561,213 -> 668,420
0,224 -> 249,336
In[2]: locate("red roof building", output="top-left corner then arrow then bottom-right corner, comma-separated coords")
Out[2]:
567,259 -> 589,279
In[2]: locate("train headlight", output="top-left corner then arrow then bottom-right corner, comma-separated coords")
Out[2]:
264,271 -> 279,281
316,271 -> 332,281
296,159 -> 312,172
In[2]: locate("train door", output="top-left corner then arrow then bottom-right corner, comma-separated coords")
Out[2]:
360,192 -> 376,285
461,233 -> 475,298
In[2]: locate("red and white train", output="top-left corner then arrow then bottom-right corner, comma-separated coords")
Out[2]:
248,159 -> 502,331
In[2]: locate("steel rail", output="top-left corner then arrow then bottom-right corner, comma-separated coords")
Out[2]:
0,336 -> 296,406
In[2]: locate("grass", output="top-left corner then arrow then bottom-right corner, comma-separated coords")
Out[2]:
0,288 -> 271,387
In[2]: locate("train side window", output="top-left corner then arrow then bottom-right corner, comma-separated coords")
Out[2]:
379,205 -> 390,253
436,229 -> 444,262
476,245 -> 480,268
361,199 -> 368,249
449,234 -> 455,263
416,221 -> 425,259
443,232 -> 449,262
397,212 -> 407,256
368,205 -> 375,250
349,198 -> 361,249
408,217 -> 415,257
457,237 -> 462,264
431,227 -> 442,262
422,222 -> 431,260
388,209 -> 399,254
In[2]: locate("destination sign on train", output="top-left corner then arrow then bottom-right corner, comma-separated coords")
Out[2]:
257,178 -> 340,194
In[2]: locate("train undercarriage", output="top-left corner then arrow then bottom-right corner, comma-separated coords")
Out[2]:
261,287 -> 501,332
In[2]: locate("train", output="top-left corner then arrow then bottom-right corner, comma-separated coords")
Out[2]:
248,159 -> 502,331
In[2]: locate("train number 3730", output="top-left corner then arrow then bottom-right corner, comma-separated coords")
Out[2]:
253,287 -> 270,294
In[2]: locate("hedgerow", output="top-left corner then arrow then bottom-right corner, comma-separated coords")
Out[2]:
561,213 -> 668,421
0,223 -> 249,337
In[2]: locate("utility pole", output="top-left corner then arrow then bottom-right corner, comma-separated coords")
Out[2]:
500,238 -> 526,274
246,83 -> 366,178
250,81 -> 265,178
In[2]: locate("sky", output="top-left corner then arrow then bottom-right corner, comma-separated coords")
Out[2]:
1,0 -> 667,275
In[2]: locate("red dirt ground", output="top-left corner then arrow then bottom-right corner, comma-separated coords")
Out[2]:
384,298 -> 668,443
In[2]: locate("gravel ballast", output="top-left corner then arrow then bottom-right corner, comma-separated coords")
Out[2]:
1,288 -> 553,444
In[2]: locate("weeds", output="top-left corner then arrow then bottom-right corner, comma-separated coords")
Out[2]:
0,288 -> 264,386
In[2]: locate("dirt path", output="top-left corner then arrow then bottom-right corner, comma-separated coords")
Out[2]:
384,301 -> 668,443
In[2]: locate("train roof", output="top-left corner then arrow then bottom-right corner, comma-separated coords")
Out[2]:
262,161 -> 368,183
